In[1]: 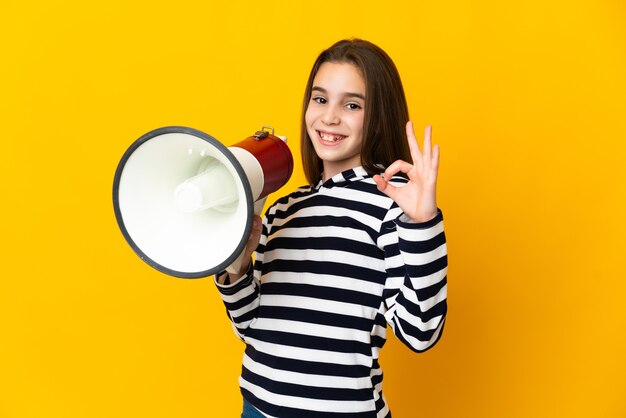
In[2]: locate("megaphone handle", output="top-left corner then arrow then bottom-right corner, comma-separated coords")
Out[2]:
253,197 -> 267,217
225,197 -> 267,275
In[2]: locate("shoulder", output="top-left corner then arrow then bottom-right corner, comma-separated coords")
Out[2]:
264,184 -> 314,216
274,184 -> 313,205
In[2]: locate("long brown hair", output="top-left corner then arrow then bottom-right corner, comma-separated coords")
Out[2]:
300,38 -> 412,185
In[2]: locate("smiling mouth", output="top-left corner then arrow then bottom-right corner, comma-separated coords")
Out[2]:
318,131 -> 346,143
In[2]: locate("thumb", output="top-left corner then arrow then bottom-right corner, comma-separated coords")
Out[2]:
373,174 -> 400,201
244,215 -> 262,257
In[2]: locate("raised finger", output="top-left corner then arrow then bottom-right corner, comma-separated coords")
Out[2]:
406,121 -> 423,168
431,144 -> 440,181
422,125 -> 433,171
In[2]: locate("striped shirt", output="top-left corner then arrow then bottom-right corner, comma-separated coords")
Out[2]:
216,167 -> 448,418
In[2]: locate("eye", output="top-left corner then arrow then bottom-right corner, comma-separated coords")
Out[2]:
312,96 -> 327,104
346,102 -> 362,111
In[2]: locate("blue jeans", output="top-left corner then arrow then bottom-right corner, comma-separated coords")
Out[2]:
241,398 -> 265,418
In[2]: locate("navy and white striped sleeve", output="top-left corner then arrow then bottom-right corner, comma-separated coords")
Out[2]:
213,217 -> 269,341
379,208 -> 448,352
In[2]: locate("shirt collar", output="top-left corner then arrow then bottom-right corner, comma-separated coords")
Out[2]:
315,166 -> 370,190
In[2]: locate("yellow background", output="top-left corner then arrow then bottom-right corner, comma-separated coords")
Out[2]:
2,1 -> 625,417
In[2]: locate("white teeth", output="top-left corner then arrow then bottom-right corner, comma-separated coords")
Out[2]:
319,132 -> 345,142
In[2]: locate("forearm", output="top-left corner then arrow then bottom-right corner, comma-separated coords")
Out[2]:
214,262 -> 259,339
383,209 -> 448,352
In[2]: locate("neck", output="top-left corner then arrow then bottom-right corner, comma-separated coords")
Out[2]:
322,161 -> 361,182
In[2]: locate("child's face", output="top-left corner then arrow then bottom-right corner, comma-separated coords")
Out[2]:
305,61 -> 366,180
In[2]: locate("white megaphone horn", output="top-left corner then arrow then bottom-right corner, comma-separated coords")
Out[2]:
112,126 -> 293,278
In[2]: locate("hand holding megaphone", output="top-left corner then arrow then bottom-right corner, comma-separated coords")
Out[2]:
113,126 -> 293,278
220,214 -> 263,283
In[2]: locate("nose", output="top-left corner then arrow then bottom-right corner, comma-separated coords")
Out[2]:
321,105 -> 340,125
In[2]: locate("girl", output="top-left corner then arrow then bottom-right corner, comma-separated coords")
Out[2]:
216,39 -> 448,418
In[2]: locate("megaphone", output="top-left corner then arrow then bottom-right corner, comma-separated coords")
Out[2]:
113,126 -> 293,278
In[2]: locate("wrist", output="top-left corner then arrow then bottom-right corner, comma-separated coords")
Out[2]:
397,209 -> 441,226
411,210 -> 438,223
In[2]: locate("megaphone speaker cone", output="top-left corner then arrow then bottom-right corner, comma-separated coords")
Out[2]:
113,126 -> 293,279
174,159 -> 239,213
113,127 -> 254,278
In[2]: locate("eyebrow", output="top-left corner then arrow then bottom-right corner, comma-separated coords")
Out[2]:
311,86 -> 366,100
